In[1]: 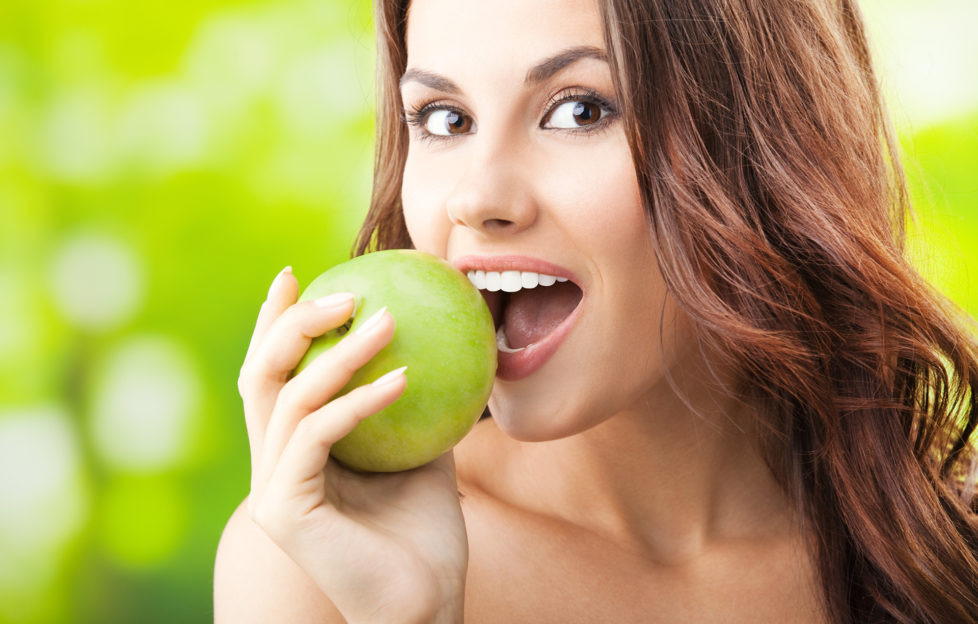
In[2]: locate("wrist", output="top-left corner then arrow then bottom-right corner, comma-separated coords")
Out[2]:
347,577 -> 464,624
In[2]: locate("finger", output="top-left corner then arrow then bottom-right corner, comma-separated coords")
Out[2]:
244,266 -> 298,364
239,266 -> 298,455
256,308 -> 396,485
239,292 -> 358,452
257,366 -> 407,504
248,293 -> 360,386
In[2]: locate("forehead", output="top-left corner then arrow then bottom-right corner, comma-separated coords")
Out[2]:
404,0 -> 604,73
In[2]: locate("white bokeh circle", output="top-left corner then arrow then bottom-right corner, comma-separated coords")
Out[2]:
48,231 -> 144,331
89,335 -> 200,472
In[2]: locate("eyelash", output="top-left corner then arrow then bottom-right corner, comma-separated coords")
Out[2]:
543,88 -> 618,133
402,102 -> 467,144
402,88 -> 619,144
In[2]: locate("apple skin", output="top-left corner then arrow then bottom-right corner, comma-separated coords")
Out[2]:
293,249 -> 497,472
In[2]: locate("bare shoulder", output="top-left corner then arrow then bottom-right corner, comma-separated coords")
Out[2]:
213,498 -> 344,623
453,419 -> 586,622
451,419 -> 827,623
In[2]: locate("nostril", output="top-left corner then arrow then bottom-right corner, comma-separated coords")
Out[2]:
483,218 -> 515,229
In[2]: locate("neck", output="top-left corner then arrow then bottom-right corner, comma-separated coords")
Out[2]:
503,363 -> 795,564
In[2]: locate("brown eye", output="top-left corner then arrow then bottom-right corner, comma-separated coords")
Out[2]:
544,99 -> 606,129
425,109 -> 474,136
572,101 -> 599,125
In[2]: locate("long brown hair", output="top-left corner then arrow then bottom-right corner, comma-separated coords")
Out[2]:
359,0 -> 978,621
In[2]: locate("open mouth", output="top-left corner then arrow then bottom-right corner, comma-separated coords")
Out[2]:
467,270 -> 583,352
453,255 -> 585,380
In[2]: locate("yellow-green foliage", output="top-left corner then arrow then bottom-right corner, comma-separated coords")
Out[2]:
0,1 -> 974,623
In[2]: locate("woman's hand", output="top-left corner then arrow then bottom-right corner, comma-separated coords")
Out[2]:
237,266 -> 468,624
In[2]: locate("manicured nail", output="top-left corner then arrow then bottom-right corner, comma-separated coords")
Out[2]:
267,265 -> 293,298
372,366 -> 407,387
314,292 -> 356,309
355,306 -> 388,335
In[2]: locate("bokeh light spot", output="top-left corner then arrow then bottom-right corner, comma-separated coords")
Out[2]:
116,82 -> 209,173
40,89 -> 113,182
278,41 -> 369,137
863,0 -> 978,126
185,15 -> 278,108
89,335 -> 200,472
48,231 -> 144,331
0,406 -> 89,593
97,476 -> 188,569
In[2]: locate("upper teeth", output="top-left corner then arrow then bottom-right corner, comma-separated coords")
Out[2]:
466,270 -> 568,292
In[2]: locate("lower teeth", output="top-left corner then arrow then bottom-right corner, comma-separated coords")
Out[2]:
496,325 -> 526,353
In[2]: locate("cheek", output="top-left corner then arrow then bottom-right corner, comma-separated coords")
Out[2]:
541,130 -> 643,213
400,154 -> 452,255
554,142 -> 651,263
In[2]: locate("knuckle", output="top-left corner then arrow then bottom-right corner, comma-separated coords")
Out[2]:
274,379 -> 300,411
330,350 -> 360,380
303,346 -> 360,386
237,362 -> 267,399
238,360 -> 283,402
237,365 -> 255,398
294,413 -> 319,440
280,303 -> 308,330
277,379 -> 321,416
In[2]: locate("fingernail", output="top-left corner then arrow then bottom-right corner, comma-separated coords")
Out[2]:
372,366 -> 407,387
267,265 -> 293,298
355,306 -> 388,335
314,292 -> 356,309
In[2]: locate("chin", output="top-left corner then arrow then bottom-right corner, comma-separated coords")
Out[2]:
487,391 -> 606,444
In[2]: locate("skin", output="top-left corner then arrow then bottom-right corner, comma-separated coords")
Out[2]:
214,0 -> 827,621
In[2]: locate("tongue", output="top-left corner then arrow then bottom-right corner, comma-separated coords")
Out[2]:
503,282 -> 582,349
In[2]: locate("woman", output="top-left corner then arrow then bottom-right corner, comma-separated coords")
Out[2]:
215,0 -> 978,621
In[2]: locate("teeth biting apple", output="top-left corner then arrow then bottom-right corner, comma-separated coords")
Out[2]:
465,270 -> 569,292
466,270 -> 572,353
464,268 -> 583,354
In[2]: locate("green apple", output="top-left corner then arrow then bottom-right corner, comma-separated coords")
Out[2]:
293,249 -> 496,472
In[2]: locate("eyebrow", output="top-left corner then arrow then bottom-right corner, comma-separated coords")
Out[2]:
399,45 -> 609,93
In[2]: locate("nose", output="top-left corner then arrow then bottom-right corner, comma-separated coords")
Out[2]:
443,137 -> 538,237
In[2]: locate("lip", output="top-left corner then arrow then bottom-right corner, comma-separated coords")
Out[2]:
452,254 -> 579,281
451,254 -> 584,381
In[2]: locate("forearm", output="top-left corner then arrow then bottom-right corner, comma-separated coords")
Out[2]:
214,500 -> 347,623
217,499 -> 468,624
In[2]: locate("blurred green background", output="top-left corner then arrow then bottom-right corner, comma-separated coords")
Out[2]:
0,0 -> 975,622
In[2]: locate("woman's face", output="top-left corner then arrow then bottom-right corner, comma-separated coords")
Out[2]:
400,0 -> 687,441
